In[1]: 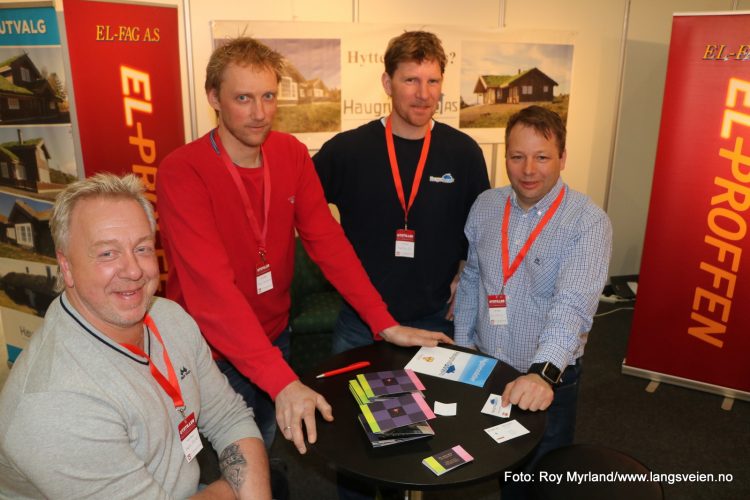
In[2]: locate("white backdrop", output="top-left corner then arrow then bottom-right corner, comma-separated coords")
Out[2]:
210,20 -> 575,186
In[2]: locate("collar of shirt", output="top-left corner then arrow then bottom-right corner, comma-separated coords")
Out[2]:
379,116 -> 435,131
510,178 -> 565,215
60,292 -> 151,365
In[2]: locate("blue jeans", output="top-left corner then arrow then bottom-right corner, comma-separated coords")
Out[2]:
501,359 -> 583,499
332,302 -> 454,355
216,327 -> 291,449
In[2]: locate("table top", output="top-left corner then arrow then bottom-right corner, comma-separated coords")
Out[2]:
302,342 -> 546,490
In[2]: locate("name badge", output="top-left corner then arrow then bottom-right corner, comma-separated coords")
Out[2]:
178,412 -> 203,463
395,229 -> 416,258
488,294 -> 508,326
256,263 -> 274,294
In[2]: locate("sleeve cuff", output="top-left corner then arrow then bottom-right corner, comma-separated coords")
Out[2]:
265,363 -> 300,400
369,317 -> 398,341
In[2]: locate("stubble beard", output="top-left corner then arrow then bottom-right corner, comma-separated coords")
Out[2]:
222,118 -> 271,150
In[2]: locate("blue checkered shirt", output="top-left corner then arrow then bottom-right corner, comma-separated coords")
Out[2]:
454,179 -> 612,373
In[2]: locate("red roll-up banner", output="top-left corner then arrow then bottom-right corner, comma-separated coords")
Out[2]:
63,0 -> 185,292
624,12 -> 750,396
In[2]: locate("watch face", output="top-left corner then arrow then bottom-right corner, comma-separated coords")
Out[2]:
542,363 -> 562,384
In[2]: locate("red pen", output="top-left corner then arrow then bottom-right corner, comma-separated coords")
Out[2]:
315,361 -> 371,379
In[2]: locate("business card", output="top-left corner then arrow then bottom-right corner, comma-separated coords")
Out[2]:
422,445 -> 474,476
434,401 -> 457,416
484,419 -> 530,444
481,393 -> 511,418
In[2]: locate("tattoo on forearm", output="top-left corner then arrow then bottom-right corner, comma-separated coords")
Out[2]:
219,443 -> 247,492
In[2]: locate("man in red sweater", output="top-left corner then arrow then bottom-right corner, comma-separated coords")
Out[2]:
157,38 -> 451,455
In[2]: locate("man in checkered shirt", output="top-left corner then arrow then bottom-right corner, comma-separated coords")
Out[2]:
454,106 -> 612,477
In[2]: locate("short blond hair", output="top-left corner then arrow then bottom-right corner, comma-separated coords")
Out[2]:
50,173 -> 155,254
205,37 -> 284,93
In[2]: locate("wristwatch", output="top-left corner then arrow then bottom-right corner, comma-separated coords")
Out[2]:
528,362 -> 563,386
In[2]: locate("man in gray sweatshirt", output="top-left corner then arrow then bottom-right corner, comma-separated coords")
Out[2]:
0,173 -> 271,499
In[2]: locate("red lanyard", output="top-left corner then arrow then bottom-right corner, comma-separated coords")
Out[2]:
501,187 -> 566,292
121,315 -> 185,415
385,116 -> 432,229
212,129 -> 272,262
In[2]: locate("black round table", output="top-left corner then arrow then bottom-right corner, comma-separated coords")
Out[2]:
301,342 -> 547,491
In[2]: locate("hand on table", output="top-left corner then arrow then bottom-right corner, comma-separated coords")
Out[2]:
380,325 -> 454,347
275,380 -> 333,454
502,373 -> 554,412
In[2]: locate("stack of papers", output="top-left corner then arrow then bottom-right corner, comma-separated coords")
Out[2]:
359,392 -> 435,433
349,368 -> 425,404
357,415 -> 435,448
349,369 -> 435,447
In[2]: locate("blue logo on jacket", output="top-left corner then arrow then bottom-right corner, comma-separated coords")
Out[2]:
429,173 -> 455,184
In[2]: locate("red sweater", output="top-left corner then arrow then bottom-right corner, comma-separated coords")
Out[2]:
157,131 -> 396,398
